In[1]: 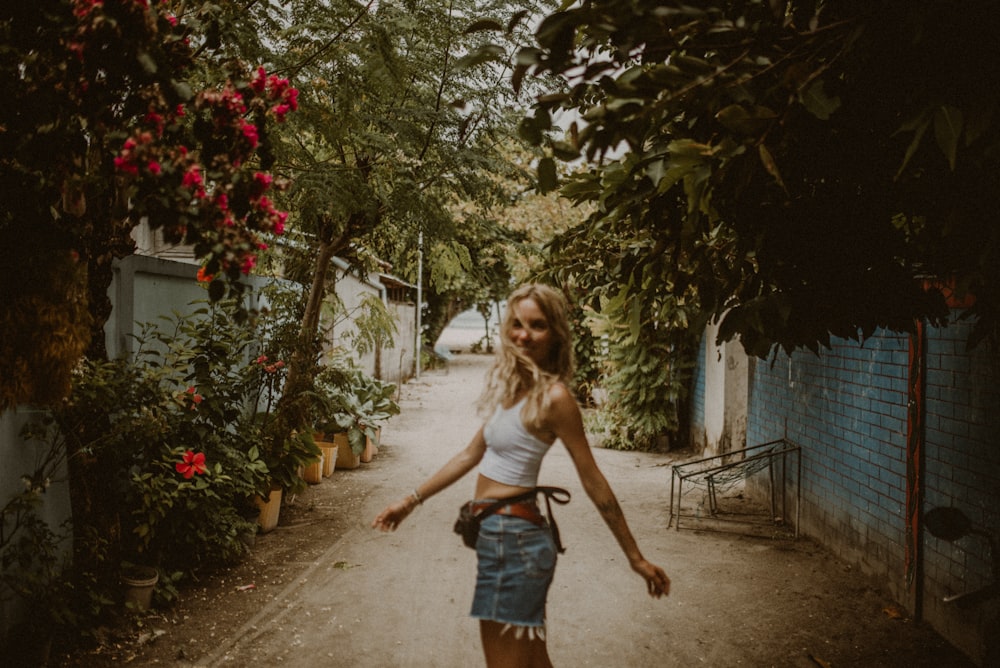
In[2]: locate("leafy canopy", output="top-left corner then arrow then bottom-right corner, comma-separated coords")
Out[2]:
518,0 -> 999,357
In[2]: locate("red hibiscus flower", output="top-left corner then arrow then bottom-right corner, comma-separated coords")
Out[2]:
184,386 -> 204,408
176,450 -> 207,478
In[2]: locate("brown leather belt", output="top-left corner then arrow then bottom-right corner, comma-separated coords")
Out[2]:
471,500 -> 546,528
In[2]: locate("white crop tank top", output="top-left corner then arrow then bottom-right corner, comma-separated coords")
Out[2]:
480,397 -> 553,487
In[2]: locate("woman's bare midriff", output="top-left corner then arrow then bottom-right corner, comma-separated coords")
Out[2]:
475,473 -> 534,500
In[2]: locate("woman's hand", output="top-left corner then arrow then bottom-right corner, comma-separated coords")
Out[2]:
372,497 -> 417,532
632,558 -> 671,598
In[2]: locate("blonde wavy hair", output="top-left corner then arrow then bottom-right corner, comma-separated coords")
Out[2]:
478,284 -> 575,431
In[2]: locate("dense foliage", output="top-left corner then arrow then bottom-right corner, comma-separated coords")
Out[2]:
0,0 -> 295,410
505,0 -> 1000,447
519,0 -> 999,358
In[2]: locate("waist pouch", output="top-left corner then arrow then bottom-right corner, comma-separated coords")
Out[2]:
454,486 -> 571,553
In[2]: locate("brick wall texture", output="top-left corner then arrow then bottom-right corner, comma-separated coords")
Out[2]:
743,315 -> 999,663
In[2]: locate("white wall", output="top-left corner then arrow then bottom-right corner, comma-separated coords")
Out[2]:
0,253 -> 416,638
322,263 -> 416,384
0,409 -> 72,637
701,320 -> 748,456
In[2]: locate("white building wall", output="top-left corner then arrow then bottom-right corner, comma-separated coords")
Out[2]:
702,320 -> 748,456
704,321 -> 726,455
325,264 -> 381,376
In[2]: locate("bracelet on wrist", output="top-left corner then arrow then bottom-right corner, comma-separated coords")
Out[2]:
410,488 -> 423,505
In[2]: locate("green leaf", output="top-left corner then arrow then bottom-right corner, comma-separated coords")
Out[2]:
136,50 -> 158,75
507,10 -> 529,33
551,141 -> 580,161
518,117 -> 543,145
757,143 -> 786,192
515,47 -> 542,67
464,19 -> 504,34
170,79 -> 193,101
894,107 -> 933,179
715,104 -> 777,136
208,279 -> 226,302
628,298 -> 641,343
537,157 -> 558,193
933,105 -> 963,170
456,44 -> 505,69
799,79 -> 840,121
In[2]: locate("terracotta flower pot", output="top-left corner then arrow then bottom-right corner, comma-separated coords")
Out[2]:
361,436 -> 375,463
255,486 -> 282,533
304,454 -> 324,484
320,443 -> 338,477
334,433 -> 361,470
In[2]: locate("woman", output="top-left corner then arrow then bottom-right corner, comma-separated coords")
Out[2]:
372,283 -> 670,667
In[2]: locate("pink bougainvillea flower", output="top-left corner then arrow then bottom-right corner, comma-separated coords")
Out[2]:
250,66 -> 268,94
271,103 -> 291,122
144,110 -> 164,135
273,211 -> 288,235
176,450 -> 207,479
240,121 -> 259,148
181,165 -> 204,193
252,171 -> 272,196
113,156 -> 139,175
73,0 -> 104,19
255,355 -> 268,364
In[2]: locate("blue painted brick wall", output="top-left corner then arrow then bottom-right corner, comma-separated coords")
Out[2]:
690,332 -> 706,448
744,316 -> 1000,663
920,318 -> 1000,661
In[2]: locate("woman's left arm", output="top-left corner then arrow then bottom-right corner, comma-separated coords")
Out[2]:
548,384 -> 671,598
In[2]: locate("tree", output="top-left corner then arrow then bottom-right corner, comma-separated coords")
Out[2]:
0,0 -> 298,605
517,0 -> 999,359
0,0 -> 295,410
190,0 -> 558,438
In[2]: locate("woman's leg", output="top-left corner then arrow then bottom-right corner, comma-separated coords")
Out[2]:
480,620 -> 553,668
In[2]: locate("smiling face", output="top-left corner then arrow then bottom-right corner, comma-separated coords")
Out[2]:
498,284 -> 574,380
508,296 -> 555,369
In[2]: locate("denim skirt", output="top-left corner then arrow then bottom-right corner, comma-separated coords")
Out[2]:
470,512 -> 557,630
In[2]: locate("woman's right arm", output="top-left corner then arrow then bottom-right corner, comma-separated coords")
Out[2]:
371,426 -> 487,532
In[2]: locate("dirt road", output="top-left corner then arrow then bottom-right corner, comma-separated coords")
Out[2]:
85,354 -> 972,667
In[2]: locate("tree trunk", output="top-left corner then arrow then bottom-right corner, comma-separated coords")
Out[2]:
69,151 -> 136,588
271,233 -> 346,450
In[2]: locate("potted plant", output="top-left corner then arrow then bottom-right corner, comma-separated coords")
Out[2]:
313,432 -> 339,477
352,371 -> 400,460
312,363 -> 398,468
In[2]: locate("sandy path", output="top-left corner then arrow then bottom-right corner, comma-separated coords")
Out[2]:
196,355 -> 971,668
